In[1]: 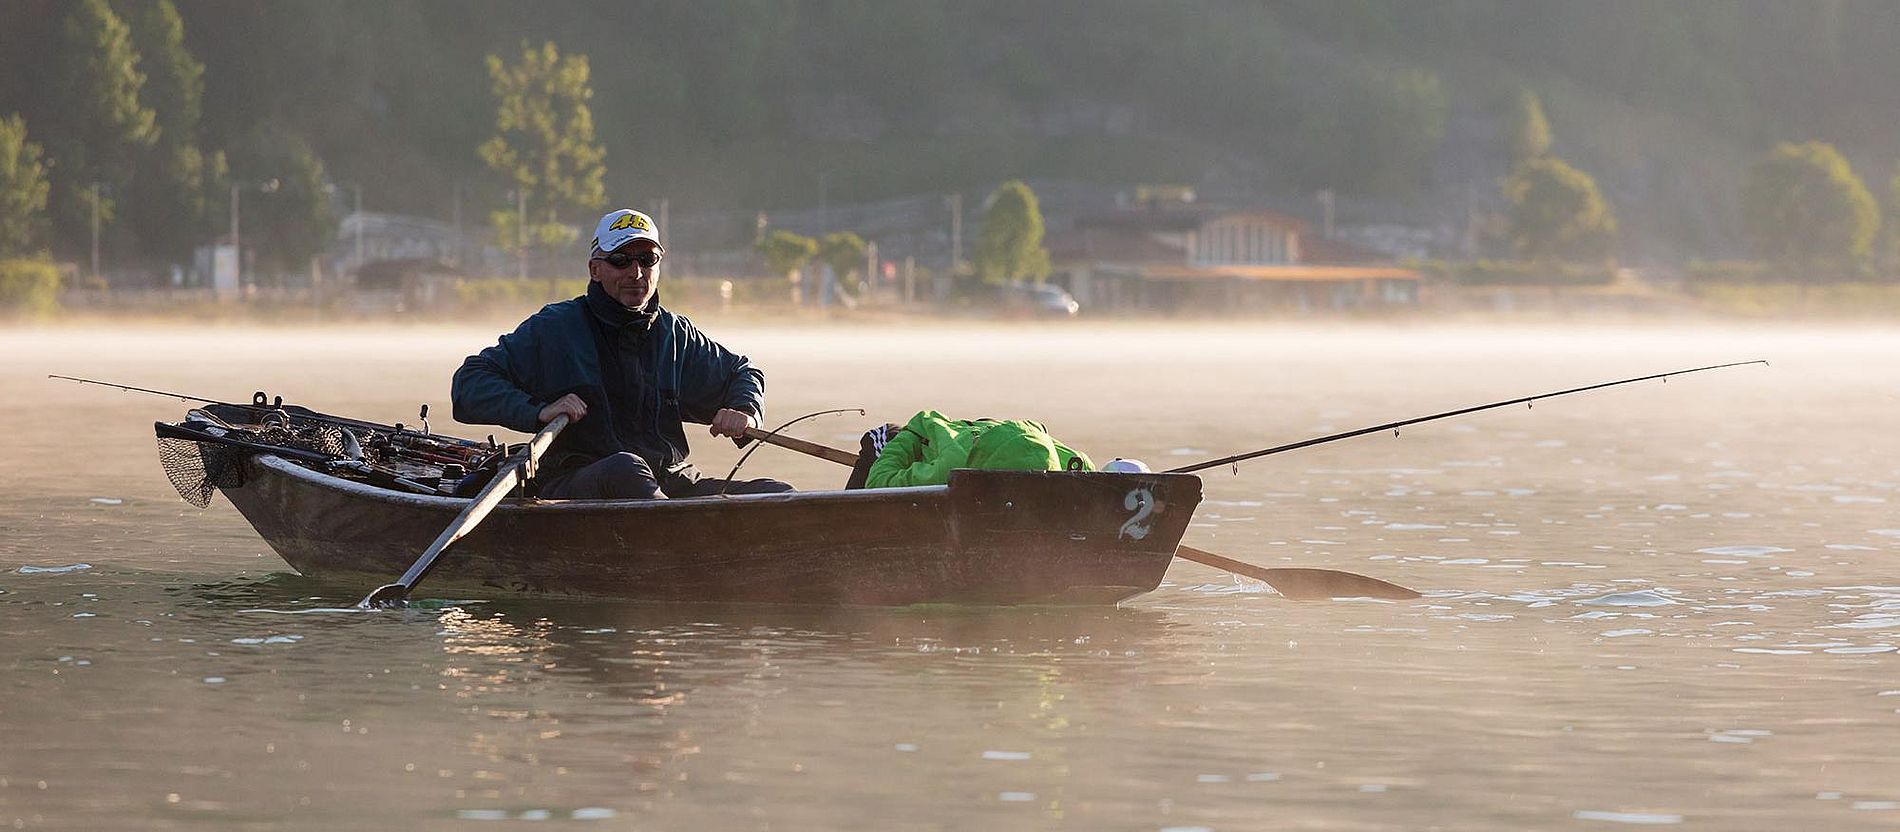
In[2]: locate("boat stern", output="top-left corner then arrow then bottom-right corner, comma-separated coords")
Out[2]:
944,469 -> 1201,603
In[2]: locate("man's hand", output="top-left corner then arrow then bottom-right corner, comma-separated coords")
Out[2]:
708,407 -> 757,439
539,393 -> 587,425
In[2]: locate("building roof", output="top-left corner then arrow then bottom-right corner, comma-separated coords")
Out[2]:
1100,263 -> 1421,283
1200,209 -> 1312,234
1072,205 -> 1317,235
1299,235 -> 1392,265
1046,227 -> 1186,265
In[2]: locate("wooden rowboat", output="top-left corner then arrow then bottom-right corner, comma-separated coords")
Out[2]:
215,453 -> 1204,605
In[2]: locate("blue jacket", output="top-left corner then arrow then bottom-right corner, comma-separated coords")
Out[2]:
451,284 -> 765,477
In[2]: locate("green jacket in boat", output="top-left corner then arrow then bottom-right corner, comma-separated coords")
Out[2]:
864,410 -> 1093,488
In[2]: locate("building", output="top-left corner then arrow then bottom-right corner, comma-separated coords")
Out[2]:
1049,202 -> 1421,313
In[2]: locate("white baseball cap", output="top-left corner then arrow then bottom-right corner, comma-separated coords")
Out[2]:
1103,458 -> 1151,473
591,209 -> 662,254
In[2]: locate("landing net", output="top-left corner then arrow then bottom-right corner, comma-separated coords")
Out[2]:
157,421 -> 352,508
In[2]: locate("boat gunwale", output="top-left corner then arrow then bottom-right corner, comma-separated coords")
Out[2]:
248,453 -> 951,512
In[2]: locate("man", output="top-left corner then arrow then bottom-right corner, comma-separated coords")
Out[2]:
452,208 -> 792,499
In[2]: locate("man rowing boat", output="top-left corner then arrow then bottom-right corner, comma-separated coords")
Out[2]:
451,208 -> 792,499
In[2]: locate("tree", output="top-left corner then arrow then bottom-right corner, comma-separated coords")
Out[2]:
120,0 -> 218,265
50,0 -> 158,235
0,115 -> 51,257
119,0 -> 200,142
1741,141 -> 1879,269
1504,156 -> 1617,260
1890,160 -> 1900,268
478,41 -> 607,263
1507,88 -> 1552,165
233,130 -> 335,277
818,232 -> 867,282
755,229 -> 817,277
974,180 -> 1050,285
1296,67 -> 1448,195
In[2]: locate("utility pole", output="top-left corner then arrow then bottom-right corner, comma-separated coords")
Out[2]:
1317,189 -> 1336,239
657,197 -> 669,247
515,189 -> 527,281
230,182 -> 241,289
89,182 -> 101,286
818,173 -> 830,231
230,179 -> 279,292
353,183 -> 364,269
947,192 -> 962,273
1463,181 -> 1478,261
451,182 -> 462,267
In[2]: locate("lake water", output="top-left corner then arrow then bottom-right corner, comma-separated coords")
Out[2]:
2,322 -> 1897,830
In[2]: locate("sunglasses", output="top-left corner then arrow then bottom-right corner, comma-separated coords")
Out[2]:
594,249 -> 660,269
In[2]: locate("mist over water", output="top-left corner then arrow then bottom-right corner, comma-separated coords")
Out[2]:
3,322 -> 1898,830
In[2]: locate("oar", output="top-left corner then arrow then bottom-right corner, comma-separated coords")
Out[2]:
358,414 -> 569,609
1175,545 -> 1419,600
737,428 -> 1419,600
740,426 -> 859,466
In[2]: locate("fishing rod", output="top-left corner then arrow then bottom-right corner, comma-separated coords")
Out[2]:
1166,360 -> 1767,475
49,374 -> 483,448
49,374 -> 222,404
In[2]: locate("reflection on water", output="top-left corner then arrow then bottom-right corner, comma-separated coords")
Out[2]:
2,325 -> 1899,829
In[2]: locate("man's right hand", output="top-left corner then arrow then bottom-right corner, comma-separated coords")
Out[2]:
539,393 -> 587,425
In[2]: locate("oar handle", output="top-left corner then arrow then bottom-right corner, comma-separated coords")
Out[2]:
522,413 -> 569,477
741,426 -> 860,467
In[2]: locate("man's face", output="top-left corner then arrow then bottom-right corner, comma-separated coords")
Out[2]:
588,239 -> 662,308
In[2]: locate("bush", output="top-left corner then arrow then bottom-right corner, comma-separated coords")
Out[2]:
1685,259 -> 1879,284
1691,282 -> 1900,317
0,257 -> 60,317
1684,260 -> 1776,284
1417,259 -> 1614,287
451,277 -> 587,311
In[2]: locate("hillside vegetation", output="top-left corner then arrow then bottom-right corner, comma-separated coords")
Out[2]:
3,0 -> 1898,266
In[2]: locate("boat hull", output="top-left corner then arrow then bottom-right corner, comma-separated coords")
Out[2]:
219,456 -> 1202,605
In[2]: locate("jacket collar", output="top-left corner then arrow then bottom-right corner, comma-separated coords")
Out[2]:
585,280 -> 660,332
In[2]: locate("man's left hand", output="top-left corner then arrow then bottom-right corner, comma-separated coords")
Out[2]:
709,407 -> 757,439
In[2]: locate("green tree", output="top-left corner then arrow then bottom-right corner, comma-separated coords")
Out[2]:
1507,88 -> 1552,164
755,228 -> 817,277
974,180 -> 1050,285
818,231 -> 867,281
119,0 -> 200,142
1887,159 -> 1900,269
234,131 -> 335,277
478,41 -> 607,261
50,0 -> 158,235
1297,67 -> 1448,195
120,0 -> 218,264
0,115 -> 51,257
1504,156 -> 1617,260
1741,141 -> 1880,269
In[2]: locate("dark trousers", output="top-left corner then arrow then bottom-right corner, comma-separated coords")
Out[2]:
537,452 -> 793,500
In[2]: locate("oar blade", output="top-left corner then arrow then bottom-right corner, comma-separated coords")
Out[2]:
1253,567 -> 1421,601
1176,545 -> 1421,601
358,583 -> 410,609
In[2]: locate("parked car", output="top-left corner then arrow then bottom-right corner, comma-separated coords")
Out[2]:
998,282 -> 1080,318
